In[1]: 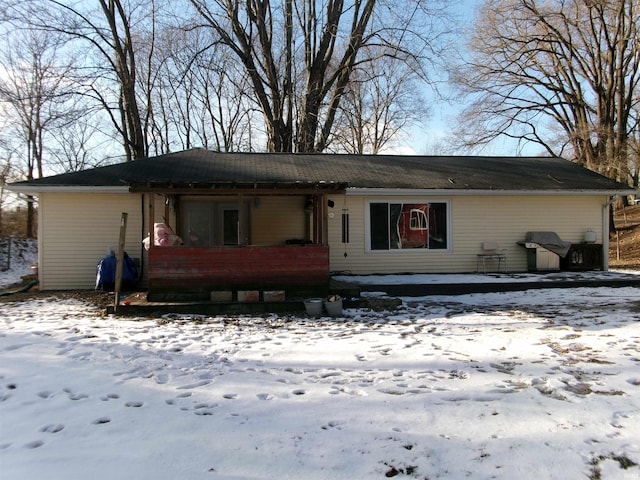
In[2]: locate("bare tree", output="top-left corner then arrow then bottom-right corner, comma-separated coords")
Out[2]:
0,157 -> 13,236
331,53 -> 427,154
188,0 -> 449,153
454,0 -> 640,185
142,25 -> 256,154
630,126 -> 640,190
0,27 -> 80,237
10,0 -> 156,161
4,0 -> 453,162
191,52 -> 256,152
48,117 -> 113,172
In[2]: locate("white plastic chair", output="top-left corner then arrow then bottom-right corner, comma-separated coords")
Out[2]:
476,242 -> 507,274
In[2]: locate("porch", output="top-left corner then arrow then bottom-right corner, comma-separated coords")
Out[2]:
135,178 -> 347,302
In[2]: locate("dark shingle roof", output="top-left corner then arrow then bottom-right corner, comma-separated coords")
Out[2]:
9,148 -> 633,193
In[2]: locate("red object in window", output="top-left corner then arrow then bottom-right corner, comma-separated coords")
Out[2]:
397,204 -> 429,248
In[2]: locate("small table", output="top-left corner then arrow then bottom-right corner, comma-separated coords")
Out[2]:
477,252 -> 507,274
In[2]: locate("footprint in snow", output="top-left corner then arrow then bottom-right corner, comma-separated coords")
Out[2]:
176,380 -> 211,390
194,410 -> 214,416
125,401 -> 144,408
24,440 -> 44,449
40,424 -> 64,433
283,367 -> 304,374
194,403 -> 218,415
166,391 -> 193,406
378,388 -> 407,396
154,373 -> 169,384
222,393 -> 238,400
100,393 -> 120,401
5,343 -> 31,351
292,389 -> 306,396
257,393 -> 275,400
68,393 -> 89,401
92,417 -> 111,425
321,420 -> 343,430
333,386 -> 368,396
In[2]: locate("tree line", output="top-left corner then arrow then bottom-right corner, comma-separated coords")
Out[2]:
0,0 -> 638,237
454,0 -> 639,187
1,0 -> 442,161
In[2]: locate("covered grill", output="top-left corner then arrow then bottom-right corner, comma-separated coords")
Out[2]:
518,232 -> 572,271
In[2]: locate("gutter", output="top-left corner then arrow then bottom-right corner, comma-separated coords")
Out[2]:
6,185 -> 131,194
8,185 -> 635,198
346,188 -> 636,197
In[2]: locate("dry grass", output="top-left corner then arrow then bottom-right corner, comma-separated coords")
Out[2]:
610,204 -> 640,269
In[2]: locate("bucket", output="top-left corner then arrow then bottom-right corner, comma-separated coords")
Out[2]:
324,295 -> 343,316
304,298 -> 323,316
584,230 -> 596,243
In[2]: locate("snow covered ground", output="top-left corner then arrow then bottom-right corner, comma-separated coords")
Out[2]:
1,280 -> 640,479
335,270 -> 640,285
0,238 -> 37,290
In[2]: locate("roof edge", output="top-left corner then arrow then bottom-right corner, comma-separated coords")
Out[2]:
345,188 -> 636,196
7,185 -> 131,194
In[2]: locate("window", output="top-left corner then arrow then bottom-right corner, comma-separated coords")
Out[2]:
368,201 -> 448,251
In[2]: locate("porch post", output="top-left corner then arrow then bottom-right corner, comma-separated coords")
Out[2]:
311,194 -> 329,246
312,195 -> 322,244
321,194 -> 329,246
148,193 -> 155,248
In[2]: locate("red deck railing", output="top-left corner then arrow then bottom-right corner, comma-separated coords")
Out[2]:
148,245 -> 330,296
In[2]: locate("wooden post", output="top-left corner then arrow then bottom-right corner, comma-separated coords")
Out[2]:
321,194 -> 329,246
114,212 -> 128,311
148,194 -> 155,246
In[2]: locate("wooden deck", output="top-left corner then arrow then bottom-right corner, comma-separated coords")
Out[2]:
106,272 -> 640,316
108,278 -> 387,316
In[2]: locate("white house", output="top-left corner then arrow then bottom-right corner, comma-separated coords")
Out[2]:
9,149 -> 634,299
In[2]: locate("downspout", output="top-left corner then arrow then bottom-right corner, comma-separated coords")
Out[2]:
139,193 -> 145,281
603,195 -> 618,271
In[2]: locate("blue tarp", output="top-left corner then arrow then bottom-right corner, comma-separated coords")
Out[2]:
96,253 -> 138,290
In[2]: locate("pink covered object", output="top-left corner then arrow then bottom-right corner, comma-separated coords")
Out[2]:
143,223 -> 182,249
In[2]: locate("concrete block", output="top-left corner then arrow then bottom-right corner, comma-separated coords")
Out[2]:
238,290 -> 260,303
263,290 -> 285,302
210,291 -> 233,303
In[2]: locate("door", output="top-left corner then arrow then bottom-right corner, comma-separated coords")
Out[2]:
222,207 -> 239,245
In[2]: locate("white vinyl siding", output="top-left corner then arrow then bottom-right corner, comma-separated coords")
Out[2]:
251,196 -> 306,245
38,192 -> 143,290
36,191 -> 609,289
327,194 -> 607,274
